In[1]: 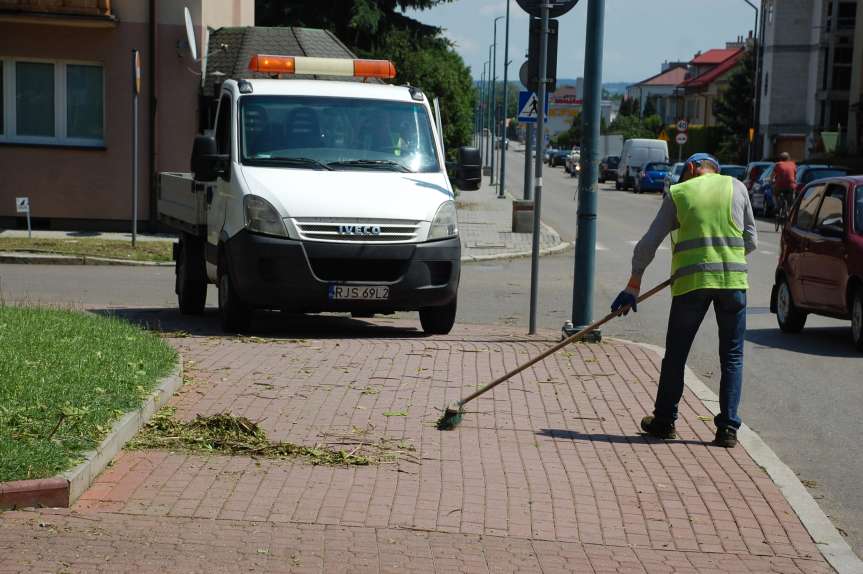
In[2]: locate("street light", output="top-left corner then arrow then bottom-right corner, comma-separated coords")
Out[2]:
487,44 -> 494,174
742,0 -> 759,161
498,0 -> 512,199
491,16 -> 504,187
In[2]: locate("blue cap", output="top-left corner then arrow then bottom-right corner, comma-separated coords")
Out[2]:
685,153 -> 720,171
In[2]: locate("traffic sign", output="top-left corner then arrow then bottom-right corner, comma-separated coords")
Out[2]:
519,61 -> 529,89
516,0 -> 579,18
676,133 -> 688,145
15,197 -> 29,213
517,90 -> 548,123
676,119 -> 688,133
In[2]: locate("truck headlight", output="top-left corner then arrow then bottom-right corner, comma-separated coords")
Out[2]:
428,200 -> 458,240
244,195 -> 288,237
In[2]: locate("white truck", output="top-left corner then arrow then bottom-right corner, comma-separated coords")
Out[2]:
158,54 -> 480,333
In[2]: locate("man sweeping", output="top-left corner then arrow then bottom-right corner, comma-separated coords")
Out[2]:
612,153 -> 758,448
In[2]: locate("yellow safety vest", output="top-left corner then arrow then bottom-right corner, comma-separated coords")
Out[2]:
669,173 -> 748,296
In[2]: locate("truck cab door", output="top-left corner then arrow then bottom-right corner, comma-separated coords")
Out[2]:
207,94 -> 233,253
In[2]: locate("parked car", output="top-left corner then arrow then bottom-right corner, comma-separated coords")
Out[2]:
634,161 -> 671,193
770,176 -> 863,350
751,164 -> 775,216
744,161 -> 773,191
544,147 -> 555,164
565,148 -> 581,174
598,156 -> 620,183
720,164 -> 747,181
549,149 -> 569,167
495,137 -> 509,150
795,165 -> 848,194
617,138 -> 669,190
663,162 -> 685,195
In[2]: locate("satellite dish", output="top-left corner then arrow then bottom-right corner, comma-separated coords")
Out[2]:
184,6 -> 198,62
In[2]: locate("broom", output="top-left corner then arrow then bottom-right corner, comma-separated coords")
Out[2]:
436,279 -> 672,430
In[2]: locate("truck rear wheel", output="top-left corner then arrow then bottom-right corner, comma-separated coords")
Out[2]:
419,297 -> 457,335
218,257 -> 251,333
176,234 -> 207,315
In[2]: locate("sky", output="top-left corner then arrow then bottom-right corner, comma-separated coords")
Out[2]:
404,0 -> 760,84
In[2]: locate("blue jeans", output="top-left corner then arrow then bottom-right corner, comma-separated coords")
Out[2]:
654,289 -> 746,430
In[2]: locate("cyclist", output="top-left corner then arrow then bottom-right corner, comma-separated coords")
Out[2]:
771,152 -> 797,226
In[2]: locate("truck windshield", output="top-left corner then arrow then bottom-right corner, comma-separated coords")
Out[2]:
239,96 -> 440,173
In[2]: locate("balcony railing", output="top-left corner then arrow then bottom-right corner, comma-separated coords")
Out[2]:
0,0 -> 112,17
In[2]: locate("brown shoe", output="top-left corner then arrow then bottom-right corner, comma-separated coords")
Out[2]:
640,415 -> 677,439
713,427 -> 737,448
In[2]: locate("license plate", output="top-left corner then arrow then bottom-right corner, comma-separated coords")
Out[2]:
328,285 -> 390,301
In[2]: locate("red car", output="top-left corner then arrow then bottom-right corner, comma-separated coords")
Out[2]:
771,176 -> 863,350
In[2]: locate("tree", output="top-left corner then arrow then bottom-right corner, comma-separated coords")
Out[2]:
255,0 -> 475,152
713,48 -> 755,163
642,98 -> 657,118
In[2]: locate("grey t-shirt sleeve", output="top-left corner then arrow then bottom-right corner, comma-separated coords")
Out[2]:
732,179 -> 758,254
631,196 -> 677,276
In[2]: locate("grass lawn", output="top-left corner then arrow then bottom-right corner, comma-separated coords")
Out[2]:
0,306 -> 176,482
0,237 -> 173,262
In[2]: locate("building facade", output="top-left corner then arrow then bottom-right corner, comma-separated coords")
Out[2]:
625,63 -> 687,124
0,0 -> 254,229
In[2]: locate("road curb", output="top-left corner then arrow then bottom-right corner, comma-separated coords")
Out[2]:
628,339 -> 863,574
0,251 -> 173,267
0,362 -> 183,510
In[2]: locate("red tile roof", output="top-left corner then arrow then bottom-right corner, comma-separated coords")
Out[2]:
639,66 -> 688,87
681,49 -> 745,89
691,48 -> 743,65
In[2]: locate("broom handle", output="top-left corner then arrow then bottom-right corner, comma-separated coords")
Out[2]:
459,278 -> 672,407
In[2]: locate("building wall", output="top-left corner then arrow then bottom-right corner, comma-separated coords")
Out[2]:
759,0 -> 824,159
0,0 -> 252,227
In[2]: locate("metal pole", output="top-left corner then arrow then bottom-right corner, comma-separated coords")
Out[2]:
743,0 -> 759,162
491,18 -> 503,187
487,46 -> 493,171
524,123 -> 534,200
499,0 -> 511,199
570,0 -> 606,334
479,66 -> 486,153
528,6 -> 550,335
131,50 -> 139,248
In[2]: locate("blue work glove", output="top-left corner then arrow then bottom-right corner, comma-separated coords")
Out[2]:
611,288 -> 639,316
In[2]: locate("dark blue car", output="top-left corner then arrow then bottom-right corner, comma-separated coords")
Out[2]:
635,162 -> 671,193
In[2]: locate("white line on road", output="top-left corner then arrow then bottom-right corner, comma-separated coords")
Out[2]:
596,242 -> 608,251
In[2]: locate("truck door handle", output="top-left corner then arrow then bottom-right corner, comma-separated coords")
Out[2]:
206,186 -> 214,205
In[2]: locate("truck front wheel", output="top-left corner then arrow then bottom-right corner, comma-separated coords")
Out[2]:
419,298 -> 457,335
176,234 -> 207,315
218,257 -> 251,333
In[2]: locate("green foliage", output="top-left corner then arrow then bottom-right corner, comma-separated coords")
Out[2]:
255,0 -> 474,151
642,98 -> 657,118
713,48 -> 755,163
666,125 -> 725,160
0,306 -> 176,481
607,113 -> 664,140
618,97 -> 639,117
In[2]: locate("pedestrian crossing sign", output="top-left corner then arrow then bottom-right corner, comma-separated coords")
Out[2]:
517,90 -> 548,123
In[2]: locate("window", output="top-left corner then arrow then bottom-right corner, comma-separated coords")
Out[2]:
794,184 -> 826,230
815,184 -> 845,233
0,58 -> 104,145
855,186 -> 863,234
214,94 -> 231,156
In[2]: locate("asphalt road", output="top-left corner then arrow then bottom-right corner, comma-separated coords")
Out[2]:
0,151 -> 860,556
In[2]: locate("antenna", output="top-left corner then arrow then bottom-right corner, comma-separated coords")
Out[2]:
184,6 -> 198,62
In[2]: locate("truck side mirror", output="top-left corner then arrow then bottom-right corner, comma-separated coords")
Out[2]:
454,146 -> 481,191
191,134 -> 229,182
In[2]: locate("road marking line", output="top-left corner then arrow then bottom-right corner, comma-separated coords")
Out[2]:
596,242 -> 608,251
759,250 -> 775,256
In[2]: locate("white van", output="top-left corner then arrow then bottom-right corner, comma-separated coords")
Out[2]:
158,55 -> 480,334
616,138 -> 669,190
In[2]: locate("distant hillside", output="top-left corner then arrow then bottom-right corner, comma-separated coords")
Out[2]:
475,79 -> 631,95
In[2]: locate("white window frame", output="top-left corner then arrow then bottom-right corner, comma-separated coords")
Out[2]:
0,57 -> 105,147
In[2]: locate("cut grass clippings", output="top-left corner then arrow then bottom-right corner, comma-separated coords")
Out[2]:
127,407 -> 371,466
0,237 -> 173,262
0,306 -> 177,482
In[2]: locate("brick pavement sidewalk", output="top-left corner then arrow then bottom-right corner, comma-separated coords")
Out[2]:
457,179 -> 564,261
0,319 -> 832,573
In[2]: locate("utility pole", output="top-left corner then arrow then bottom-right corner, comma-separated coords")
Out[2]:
568,0 -> 605,337
499,0 -> 511,199
524,123 -> 534,200
486,45 -> 494,173
742,0 -> 759,162
491,17 -> 503,187
480,63 -> 487,161
528,5 -> 550,335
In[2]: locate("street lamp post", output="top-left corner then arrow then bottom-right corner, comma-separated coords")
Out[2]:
498,0 -> 511,199
491,16 -> 503,187
480,63 -> 487,159
487,45 -> 494,174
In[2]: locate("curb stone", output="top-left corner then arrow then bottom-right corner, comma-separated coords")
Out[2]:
628,339 -> 863,574
0,362 -> 183,510
0,251 -> 173,267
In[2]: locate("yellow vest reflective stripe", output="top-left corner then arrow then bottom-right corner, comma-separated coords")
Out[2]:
669,173 -> 748,296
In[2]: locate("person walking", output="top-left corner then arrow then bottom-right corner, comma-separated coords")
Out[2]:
611,153 -> 758,448
771,152 -> 797,221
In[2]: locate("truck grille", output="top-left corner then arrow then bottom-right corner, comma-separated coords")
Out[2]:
293,219 -> 421,243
